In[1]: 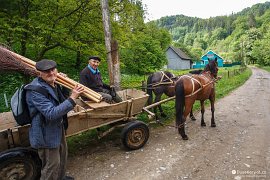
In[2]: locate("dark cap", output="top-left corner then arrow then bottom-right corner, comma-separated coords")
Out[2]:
88,56 -> 101,62
36,59 -> 57,71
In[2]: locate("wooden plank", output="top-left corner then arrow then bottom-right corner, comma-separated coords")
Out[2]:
17,126 -> 30,147
85,101 -> 111,109
81,113 -> 126,119
66,115 -> 127,136
0,130 -> 9,152
0,112 -> 17,131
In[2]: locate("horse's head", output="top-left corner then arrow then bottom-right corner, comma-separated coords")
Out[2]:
204,58 -> 218,78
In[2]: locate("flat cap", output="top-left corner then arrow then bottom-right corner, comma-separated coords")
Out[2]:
88,56 -> 101,62
36,59 -> 57,71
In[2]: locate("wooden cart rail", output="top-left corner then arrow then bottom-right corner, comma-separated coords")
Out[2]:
0,112 -> 30,152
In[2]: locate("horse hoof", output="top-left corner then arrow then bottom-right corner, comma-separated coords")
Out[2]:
182,136 -> 189,140
191,117 -> 196,121
211,124 -> 216,127
201,123 -> 206,126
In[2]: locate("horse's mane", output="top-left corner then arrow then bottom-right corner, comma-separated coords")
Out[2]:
189,69 -> 203,74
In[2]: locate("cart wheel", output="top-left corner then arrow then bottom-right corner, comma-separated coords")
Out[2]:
121,121 -> 149,150
0,148 -> 41,180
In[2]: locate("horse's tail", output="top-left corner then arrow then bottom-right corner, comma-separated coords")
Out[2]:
147,74 -> 153,105
175,79 -> 185,127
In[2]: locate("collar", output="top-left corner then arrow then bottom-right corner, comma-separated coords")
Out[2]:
36,77 -> 60,102
88,64 -> 100,74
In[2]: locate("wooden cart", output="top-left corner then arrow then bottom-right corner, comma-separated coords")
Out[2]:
0,89 -> 150,180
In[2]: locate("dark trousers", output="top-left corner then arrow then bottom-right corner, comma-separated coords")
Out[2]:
38,128 -> 67,180
99,88 -> 122,103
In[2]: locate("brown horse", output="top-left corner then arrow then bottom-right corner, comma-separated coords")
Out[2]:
175,59 -> 219,140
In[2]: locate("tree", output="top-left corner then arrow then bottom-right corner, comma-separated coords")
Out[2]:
243,28 -> 262,64
248,13 -> 257,28
120,32 -> 167,74
252,26 -> 270,65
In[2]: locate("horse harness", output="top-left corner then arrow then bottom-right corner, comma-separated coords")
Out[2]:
180,72 -> 216,97
150,71 -> 176,87
156,72 -> 217,129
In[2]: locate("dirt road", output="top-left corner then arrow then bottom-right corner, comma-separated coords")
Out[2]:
67,67 -> 270,180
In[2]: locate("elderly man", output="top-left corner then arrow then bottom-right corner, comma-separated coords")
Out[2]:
79,56 -> 122,103
26,59 -> 84,180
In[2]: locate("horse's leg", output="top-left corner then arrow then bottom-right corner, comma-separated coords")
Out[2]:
175,81 -> 188,140
210,97 -> 216,127
177,116 -> 188,140
147,86 -> 154,113
189,107 -> 196,121
179,99 -> 195,140
159,104 -> 167,118
153,94 -> 162,119
155,94 -> 166,118
200,100 -> 206,126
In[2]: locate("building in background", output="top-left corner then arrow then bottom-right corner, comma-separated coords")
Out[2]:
166,46 -> 193,70
193,50 -> 224,69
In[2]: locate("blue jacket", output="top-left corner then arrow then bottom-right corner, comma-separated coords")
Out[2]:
26,77 -> 75,149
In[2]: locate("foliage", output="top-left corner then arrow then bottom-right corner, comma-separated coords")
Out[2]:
120,31 -> 168,74
0,0 -> 171,73
252,31 -> 270,65
0,0 -> 172,112
154,2 -> 270,66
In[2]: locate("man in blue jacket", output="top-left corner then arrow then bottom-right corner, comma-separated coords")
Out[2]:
26,59 -> 84,180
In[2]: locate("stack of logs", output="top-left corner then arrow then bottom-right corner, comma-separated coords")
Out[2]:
6,48 -> 102,103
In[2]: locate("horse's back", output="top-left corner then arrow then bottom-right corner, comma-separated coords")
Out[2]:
178,73 -> 216,100
149,71 -> 174,84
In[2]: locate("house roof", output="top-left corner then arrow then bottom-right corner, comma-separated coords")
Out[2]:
167,46 -> 192,60
201,50 -> 224,60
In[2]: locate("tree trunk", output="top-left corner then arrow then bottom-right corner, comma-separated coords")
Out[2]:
111,40 -> 121,90
101,0 -> 114,86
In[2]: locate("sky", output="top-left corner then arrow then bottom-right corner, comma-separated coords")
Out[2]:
141,0 -> 269,21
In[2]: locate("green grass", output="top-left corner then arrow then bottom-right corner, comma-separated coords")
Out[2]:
66,66 -> 252,155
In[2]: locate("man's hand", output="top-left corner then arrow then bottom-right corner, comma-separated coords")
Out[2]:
70,84 -> 84,100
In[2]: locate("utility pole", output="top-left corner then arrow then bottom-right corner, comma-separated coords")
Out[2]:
100,0 -> 121,90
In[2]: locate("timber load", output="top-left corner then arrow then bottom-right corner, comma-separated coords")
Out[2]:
0,46 -> 102,102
